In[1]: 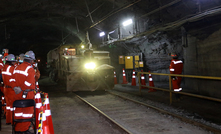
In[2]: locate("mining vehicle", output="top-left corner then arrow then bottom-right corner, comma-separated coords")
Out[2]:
47,44 -> 115,91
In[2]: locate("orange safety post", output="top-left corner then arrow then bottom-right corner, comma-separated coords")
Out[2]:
36,81 -> 40,91
141,70 -> 147,89
41,106 -> 49,134
44,93 -> 54,134
35,92 -> 42,129
148,71 -> 156,92
37,106 -> 44,134
131,70 -> 136,86
114,71 -> 118,84
121,68 -> 128,84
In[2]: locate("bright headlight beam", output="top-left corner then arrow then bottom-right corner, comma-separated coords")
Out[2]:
85,62 -> 96,69
123,19 -> 132,26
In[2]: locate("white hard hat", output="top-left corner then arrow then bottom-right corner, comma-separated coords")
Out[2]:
18,53 -> 25,63
24,51 -> 35,60
5,54 -> 16,62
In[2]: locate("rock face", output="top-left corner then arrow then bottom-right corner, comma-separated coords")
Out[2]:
99,3 -> 221,98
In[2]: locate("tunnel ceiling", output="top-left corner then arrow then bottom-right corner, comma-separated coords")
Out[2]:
1,0 -> 221,57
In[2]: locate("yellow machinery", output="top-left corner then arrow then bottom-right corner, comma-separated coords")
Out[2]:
47,45 -> 115,91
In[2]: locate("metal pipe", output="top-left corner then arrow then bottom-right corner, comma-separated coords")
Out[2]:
104,6 -> 221,45
139,0 -> 181,19
138,72 -> 141,95
89,0 -> 141,29
75,17 -> 79,33
85,0 -> 94,24
142,72 -> 221,80
86,3 -> 104,17
169,76 -> 172,105
138,72 -> 221,104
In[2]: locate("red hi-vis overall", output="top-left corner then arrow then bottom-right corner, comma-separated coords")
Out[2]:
2,63 -> 16,124
12,62 -> 36,132
0,59 -> 5,114
0,58 -> 4,93
169,59 -> 183,92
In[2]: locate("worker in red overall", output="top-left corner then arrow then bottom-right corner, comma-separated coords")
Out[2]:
169,52 -> 183,93
2,54 -> 17,124
0,55 -> 4,92
0,55 -> 5,117
32,62 -> 40,92
12,51 -> 36,133
14,53 -> 25,68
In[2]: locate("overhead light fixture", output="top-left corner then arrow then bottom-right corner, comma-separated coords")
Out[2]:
99,32 -> 105,37
109,30 -> 115,34
123,19 -> 132,26
81,45 -> 84,49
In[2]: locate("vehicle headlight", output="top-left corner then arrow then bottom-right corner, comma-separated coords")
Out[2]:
85,62 -> 96,69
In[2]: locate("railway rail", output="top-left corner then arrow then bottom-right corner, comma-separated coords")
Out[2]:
75,91 -> 221,134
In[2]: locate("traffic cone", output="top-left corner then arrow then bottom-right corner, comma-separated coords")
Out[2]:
121,68 -> 128,84
148,71 -> 156,92
114,71 -> 118,84
141,70 -> 147,89
43,125 -> 50,134
131,70 -> 136,86
35,92 -> 42,129
41,106 -> 49,134
44,93 -> 54,134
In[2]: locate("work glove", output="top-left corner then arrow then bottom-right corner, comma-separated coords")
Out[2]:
13,86 -> 22,94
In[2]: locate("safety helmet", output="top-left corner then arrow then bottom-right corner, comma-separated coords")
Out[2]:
24,51 -> 35,60
18,53 -> 25,63
171,52 -> 178,58
5,54 -> 16,62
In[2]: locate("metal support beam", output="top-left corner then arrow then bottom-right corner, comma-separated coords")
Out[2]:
85,0 -> 94,24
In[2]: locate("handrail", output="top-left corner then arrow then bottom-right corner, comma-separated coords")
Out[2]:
137,72 -> 221,104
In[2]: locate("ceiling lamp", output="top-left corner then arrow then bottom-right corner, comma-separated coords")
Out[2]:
99,32 -> 105,37
123,19 -> 132,26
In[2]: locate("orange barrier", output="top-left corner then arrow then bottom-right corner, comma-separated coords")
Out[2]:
148,71 -> 156,92
121,68 -> 128,84
131,70 -> 136,86
114,71 -> 118,84
44,93 -> 54,134
36,92 -> 54,134
141,70 -> 147,89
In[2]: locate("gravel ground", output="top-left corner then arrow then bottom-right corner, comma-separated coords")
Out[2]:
111,84 -> 221,132
39,78 -> 123,134
78,92 -> 212,134
1,77 -> 220,134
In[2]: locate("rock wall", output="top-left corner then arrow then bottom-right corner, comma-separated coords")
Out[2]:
101,23 -> 221,98
184,26 -> 221,98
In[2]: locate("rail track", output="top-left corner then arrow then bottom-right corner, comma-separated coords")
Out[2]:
75,90 -> 221,134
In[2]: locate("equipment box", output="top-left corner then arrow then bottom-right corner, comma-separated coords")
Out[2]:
125,56 -> 133,69
139,61 -> 144,68
119,55 -> 125,64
